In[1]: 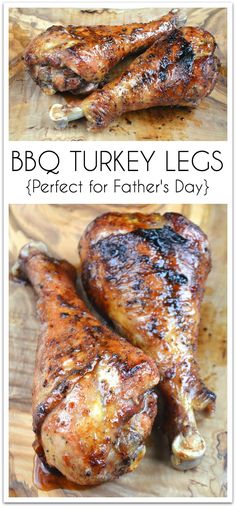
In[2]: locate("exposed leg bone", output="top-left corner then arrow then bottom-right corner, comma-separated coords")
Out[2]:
49,104 -> 84,128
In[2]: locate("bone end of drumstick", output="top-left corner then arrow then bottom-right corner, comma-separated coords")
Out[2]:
50,104 -> 68,121
171,429 -> 206,471
49,103 -> 84,127
20,241 -> 49,259
11,241 -> 49,282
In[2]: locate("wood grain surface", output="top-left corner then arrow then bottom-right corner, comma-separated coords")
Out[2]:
9,7 -> 227,141
9,204 -> 227,498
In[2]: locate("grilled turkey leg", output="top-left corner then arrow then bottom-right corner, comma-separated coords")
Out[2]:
79,212 -> 216,470
25,9 -> 182,95
51,26 -> 220,129
12,241 -> 159,485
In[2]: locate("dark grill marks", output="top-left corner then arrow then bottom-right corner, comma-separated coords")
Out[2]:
178,41 -> 194,73
132,280 -> 142,291
102,35 -> 115,44
133,226 -> 188,254
152,266 -> 188,285
166,29 -> 179,45
57,295 -> 80,310
159,55 -> 171,82
141,68 -> 158,85
96,228 -> 188,291
159,70 -> 168,82
95,227 -> 191,340
157,30 -> 194,82
67,46 -> 80,56
146,317 -> 163,338
33,379 -> 70,435
96,227 -> 188,266
98,240 -> 128,263
60,312 -> 70,318
108,353 -> 145,380
34,356 -> 100,436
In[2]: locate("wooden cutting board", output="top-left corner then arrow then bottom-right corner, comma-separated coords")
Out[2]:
9,204 -> 227,498
9,7 -> 227,141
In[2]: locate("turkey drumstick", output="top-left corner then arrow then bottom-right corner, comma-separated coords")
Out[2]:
12,242 -> 159,486
79,212 -> 216,470
25,9 -> 182,95
51,26 -> 220,129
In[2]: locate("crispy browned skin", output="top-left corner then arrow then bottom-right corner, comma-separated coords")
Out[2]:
13,242 -> 159,486
80,26 -> 220,129
24,10 -> 181,95
79,212 -> 216,469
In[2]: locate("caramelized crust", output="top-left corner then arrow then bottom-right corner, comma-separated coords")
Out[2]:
80,27 -> 220,129
13,242 -> 159,485
24,10 -> 181,95
80,212 -> 216,469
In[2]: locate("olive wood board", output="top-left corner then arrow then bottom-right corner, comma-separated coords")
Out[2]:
9,8 -> 227,141
9,204 -> 227,498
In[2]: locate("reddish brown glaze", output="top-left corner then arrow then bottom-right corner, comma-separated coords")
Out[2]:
33,455 -> 82,491
15,242 -> 159,486
24,10 -> 181,95
81,27 -> 220,129
79,212 -> 216,468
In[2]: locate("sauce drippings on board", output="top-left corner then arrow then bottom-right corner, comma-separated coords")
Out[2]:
33,455 -> 83,491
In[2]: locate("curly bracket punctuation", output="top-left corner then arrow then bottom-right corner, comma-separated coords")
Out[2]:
26,178 -> 209,197
26,179 -> 83,196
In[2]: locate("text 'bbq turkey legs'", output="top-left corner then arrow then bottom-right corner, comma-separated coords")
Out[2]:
12,242 -> 159,486
25,9 -> 183,95
79,212 -> 216,470
51,26 -> 220,129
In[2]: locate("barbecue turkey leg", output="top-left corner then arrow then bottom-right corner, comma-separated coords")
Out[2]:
25,9 -> 182,95
12,241 -> 159,485
79,212 -> 216,469
51,26 -> 220,129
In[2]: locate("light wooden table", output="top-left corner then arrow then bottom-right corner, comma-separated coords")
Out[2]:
9,204 -> 227,498
9,8 -> 227,141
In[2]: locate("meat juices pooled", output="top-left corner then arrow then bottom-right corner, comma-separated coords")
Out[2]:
51,26 -> 219,129
79,212 -> 216,470
13,242 -> 159,486
24,10 -> 183,95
